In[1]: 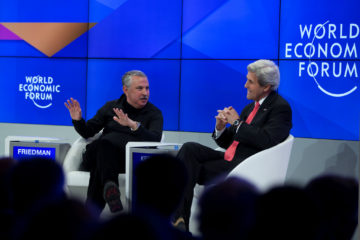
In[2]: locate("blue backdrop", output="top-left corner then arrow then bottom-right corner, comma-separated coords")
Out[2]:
0,0 -> 359,140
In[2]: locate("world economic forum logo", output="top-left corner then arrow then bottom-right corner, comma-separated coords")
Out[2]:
284,20 -> 359,97
18,75 -> 61,108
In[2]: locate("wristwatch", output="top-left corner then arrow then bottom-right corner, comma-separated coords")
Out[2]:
233,119 -> 241,127
130,121 -> 141,131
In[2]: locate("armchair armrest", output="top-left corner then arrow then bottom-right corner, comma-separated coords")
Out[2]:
63,131 -> 103,173
62,137 -> 88,173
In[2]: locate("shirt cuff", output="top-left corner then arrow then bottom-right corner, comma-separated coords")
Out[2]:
235,121 -> 243,133
214,127 -> 226,139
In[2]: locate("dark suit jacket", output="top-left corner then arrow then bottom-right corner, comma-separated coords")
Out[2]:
213,91 -> 292,163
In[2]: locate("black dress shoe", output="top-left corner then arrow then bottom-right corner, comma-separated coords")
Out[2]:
103,181 -> 123,213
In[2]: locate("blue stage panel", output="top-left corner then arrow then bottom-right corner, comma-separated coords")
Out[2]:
278,60 -> 360,140
179,60 -> 252,132
0,0 -> 89,57
280,0 -> 360,60
88,0 -> 182,59
0,0 -> 88,22
182,0 -> 279,59
86,59 -> 180,131
0,57 -> 87,125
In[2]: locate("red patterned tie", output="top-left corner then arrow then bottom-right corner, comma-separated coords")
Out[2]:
224,102 -> 260,162
245,101 -> 260,124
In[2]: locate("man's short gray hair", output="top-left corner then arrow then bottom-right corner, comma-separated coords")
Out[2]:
122,70 -> 147,88
247,60 -> 280,90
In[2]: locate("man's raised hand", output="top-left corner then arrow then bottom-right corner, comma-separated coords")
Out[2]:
64,98 -> 82,121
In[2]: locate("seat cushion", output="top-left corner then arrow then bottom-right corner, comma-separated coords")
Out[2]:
66,171 -> 126,187
66,171 -> 90,187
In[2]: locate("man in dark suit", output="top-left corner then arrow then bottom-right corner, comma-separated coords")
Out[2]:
173,59 -> 292,231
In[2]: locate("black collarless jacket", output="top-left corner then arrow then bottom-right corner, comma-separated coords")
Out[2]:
213,91 -> 292,163
72,94 -> 163,147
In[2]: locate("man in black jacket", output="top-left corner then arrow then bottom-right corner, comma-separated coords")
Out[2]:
173,60 -> 292,231
65,70 -> 163,214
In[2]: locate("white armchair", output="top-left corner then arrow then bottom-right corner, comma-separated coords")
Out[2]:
189,134 -> 295,236
62,132 -> 166,213
226,134 -> 294,189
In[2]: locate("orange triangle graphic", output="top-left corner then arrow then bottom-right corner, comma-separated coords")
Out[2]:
1,22 -> 97,57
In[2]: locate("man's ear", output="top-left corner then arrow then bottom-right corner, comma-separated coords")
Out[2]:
264,84 -> 271,93
123,85 -> 128,95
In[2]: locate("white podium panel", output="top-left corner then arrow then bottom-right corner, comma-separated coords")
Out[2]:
125,142 -> 181,211
5,136 -> 70,164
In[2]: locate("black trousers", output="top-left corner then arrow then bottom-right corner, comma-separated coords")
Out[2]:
82,138 -> 126,211
175,142 -> 244,228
